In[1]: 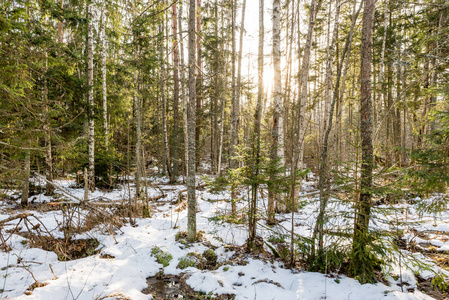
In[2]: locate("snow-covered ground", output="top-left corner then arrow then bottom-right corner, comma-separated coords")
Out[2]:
0,176 -> 447,299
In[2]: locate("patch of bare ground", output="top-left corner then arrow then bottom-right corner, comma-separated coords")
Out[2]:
142,273 -> 235,300
41,237 -> 100,261
416,275 -> 449,300
396,231 -> 449,298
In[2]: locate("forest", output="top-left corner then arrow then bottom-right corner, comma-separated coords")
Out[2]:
1,0 -> 449,299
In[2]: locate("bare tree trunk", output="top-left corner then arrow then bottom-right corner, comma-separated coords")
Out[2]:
134,69 -> 141,198
284,0 -> 295,164
57,0 -> 63,44
179,1 -> 189,178
132,3 -> 142,198
84,167 -> 89,201
187,0 -> 197,242
217,33 -> 228,177
269,0 -> 285,215
351,0 -> 375,283
337,5 -> 357,163
386,61 -> 393,166
87,2 -> 95,191
428,10 -> 443,132
217,84 -> 226,176
273,0 -> 284,149
21,151 -> 30,207
101,1 -> 109,147
236,0 -> 246,149
229,0 -> 238,215
211,0 -> 219,174
172,3 -> 180,181
289,0 -> 302,217
24,8 -> 33,205
195,0 -> 202,169
322,0 -> 334,143
42,52 -> 54,195
287,0 -> 298,266
313,0 -> 361,258
249,0 -> 264,248
164,15 -> 173,180
289,0 -> 322,213
159,23 -> 171,179
378,0 -> 388,160
217,10 -> 229,176
394,60 -> 402,165
295,0 -> 323,170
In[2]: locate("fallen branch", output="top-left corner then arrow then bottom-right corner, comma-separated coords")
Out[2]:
295,165 -> 420,200
176,184 -> 207,202
0,213 -> 33,226
148,194 -> 166,201
153,185 -> 166,197
47,193 -> 166,209
297,183 -> 349,199
203,198 -> 228,203
48,201 -> 122,208
33,173 -> 83,202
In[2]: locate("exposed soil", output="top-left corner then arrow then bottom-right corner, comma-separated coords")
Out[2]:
416,275 -> 449,300
142,273 -> 235,300
395,233 -> 449,299
36,237 -> 100,261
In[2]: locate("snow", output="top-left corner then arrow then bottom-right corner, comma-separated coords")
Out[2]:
0,176 -> 447,299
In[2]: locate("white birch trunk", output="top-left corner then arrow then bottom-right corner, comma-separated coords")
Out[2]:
272,0 -> 284,164
87,2 -> 95,191
101,1 -> 109,146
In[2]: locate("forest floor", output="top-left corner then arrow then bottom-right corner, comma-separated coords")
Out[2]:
1,173 -> 449,299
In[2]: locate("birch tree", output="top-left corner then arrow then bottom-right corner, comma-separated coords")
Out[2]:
101,1 -> 109,147
272,0 -> 284,165
268,0 -> 285,220
87,2 -> 95,191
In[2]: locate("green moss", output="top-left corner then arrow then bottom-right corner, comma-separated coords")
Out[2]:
175,231 -> 188,241
175,230 -> 206,245
177,252 -> 206,270
151,247 -> 173,267
202,249 -> 217,266
177,256 -> 196,269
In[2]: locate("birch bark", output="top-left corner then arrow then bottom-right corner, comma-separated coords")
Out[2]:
87,2 -> 95,191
